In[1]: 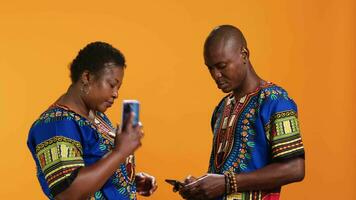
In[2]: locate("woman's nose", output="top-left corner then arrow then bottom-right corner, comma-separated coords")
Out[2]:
112,91 -> 118,99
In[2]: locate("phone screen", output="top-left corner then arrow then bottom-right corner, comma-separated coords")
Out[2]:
122,100 -> 140,127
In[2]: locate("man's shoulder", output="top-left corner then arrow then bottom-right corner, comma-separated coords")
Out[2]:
257,82 -> 298,117
258,82 -> 290,102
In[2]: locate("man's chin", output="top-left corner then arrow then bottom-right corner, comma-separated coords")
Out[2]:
220,87 -> 232,93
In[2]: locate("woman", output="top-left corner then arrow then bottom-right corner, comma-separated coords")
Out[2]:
27,41 -> 157,200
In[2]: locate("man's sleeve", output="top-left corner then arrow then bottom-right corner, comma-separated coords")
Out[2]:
262,96 -> 305,161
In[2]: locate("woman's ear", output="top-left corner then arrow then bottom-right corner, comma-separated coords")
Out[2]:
80,70 -> 91,84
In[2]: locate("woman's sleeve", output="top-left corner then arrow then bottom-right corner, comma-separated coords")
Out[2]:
34,119 -> 85,197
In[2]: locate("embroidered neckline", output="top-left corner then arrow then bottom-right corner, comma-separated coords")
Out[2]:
49,103 -> 115,137
228,81 -> 273,103
213,81 -> 274,172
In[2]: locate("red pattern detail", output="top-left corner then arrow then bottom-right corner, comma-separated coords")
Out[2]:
47,167 -> 77,184
272,141 -> 303,154
262,193 -> 280,200
213,93 -> 253,171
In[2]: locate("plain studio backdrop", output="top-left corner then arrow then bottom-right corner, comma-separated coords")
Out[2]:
0,0 -> 355,199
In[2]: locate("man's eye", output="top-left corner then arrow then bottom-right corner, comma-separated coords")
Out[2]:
217,64 -> 226,69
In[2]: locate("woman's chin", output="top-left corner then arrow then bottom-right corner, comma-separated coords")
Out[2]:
96,105 -> 108,113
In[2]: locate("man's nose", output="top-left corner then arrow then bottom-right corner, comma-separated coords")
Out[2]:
211,68 -> 222,79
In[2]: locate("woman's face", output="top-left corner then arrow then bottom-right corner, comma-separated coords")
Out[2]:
85,62 -> 124,113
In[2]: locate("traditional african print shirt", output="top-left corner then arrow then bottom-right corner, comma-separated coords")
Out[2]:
27,104 -> 136,200
208,82 -> 305,200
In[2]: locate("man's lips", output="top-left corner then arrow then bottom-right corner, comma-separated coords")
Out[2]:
217,81 -> 228,89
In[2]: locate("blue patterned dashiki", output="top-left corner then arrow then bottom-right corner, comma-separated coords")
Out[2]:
208,82 -> 305,200
27,104 -> 136,200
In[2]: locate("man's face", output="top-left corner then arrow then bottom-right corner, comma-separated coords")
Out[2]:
204,40 -> 247,93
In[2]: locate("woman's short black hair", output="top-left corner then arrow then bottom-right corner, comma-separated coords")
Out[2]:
70,41 -> 126,83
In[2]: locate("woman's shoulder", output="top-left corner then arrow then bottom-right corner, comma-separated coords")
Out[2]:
32,105 -> 92,128
28,105 -> 95,143
28,105 -> 96,151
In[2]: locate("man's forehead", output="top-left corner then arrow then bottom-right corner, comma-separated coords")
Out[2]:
205,38 -> 238,59
205,41 -> 224,55
204,48 -> 229,68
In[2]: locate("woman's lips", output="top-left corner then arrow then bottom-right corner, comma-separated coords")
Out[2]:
106,101 -> 113,107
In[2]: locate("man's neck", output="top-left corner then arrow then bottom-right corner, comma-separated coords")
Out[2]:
232,66 -> 262,99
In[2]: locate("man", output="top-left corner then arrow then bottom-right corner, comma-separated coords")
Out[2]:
179,25 -> 305,200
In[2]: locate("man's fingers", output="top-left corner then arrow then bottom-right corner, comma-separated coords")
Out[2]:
179,182 -> 198,199
149,176 -> 157,194
184,175 -> 197,184
184,177 -> 201,189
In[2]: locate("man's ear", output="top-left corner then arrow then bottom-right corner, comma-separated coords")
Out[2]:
241,47 -> 249,59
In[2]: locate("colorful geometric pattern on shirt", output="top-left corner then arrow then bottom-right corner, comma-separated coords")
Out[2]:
29,105 -> 138,199
75,107 -> 136,199
94,114 -> 115,135
213,94 -> 240,171
211,88 -> 262,174
94,113 -> 137,200
113,167 -> 136,199
94,115 -> 116,152
265,110 -> 304,160
226,190 -> 280,200
257,86 -> 289,105
96,111 -> 115,128
34,107 -> 93,128
209,83 -> 303,200
270,110 -> 300,137
89,191 -> 107,200
36,136 -> 84,189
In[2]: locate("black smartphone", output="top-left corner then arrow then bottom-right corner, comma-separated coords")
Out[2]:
165,179 -> 185,192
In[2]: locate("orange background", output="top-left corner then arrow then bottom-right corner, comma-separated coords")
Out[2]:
0,0 -> 355,199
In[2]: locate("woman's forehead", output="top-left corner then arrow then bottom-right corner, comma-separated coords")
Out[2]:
97,64 -> 124,80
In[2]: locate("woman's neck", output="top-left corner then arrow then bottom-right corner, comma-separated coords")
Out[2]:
56,84 -> 91,119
